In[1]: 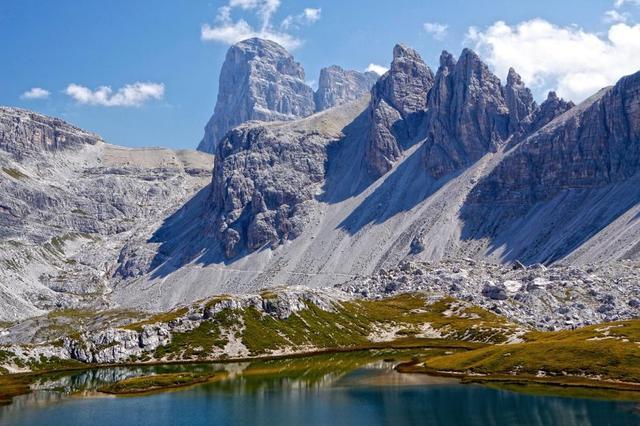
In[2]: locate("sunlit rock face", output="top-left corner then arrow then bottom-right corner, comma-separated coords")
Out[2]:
197,38 -> 315,154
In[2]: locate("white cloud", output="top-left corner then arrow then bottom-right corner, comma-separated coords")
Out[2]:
423,22 -> 449,41
605,9 -> 628,23
466,19 -> 640,101
614,0 -> 640,7
65,82 -> 165,107
20,87 -> 50,100
281,8 -> 321,30
201,1 -> 320,50
365,63 -> 388,75
230,0 -> 280,29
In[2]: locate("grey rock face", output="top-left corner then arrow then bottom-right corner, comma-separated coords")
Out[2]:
377,44 -> 435,117
212,122 -> 330,258
423,49 -> 511,179
314,65 -> 378,111
197,38 -> 316,154
0,107 -> 102,159
470,70 -> 640,209
209,98 -> 367,259
365,44 -> 434,177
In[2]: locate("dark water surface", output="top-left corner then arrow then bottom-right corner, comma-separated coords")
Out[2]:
1,351 -> 639,426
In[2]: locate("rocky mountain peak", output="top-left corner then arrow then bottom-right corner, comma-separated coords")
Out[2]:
438,50 -> 457,72
365,44 -> 435,177
380,44 -> 434,116
197,37 -> 315,154
530,90 -> 575,131
504,67 -> 536,133
392,43 -> 420,61
424,48 -> 510,179
233,38 -> 305,77
506,67 -> 520,86
314,65 -> 378,111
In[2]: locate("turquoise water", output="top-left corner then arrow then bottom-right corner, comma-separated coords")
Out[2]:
1,354 -> 639,426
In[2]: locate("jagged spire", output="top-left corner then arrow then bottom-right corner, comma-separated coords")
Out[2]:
504,67 -> 536,133
438,50 -> 457,72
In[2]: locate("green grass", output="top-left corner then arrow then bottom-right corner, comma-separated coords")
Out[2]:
236,295 -> 518,356
123,307 -> 189,332
2,167 -> 28,180
148,295 -> 503,360
408,320 -> 640,384
47,309 -> 96,320
153,311 -> 230,360
27,356 -> 85,372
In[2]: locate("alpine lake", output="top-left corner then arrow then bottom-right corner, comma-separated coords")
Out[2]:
1,348 -> 639,426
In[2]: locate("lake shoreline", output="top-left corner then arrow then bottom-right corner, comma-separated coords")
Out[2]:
3,339 -> 640,405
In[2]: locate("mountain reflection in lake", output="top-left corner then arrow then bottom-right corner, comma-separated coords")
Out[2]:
1,350 -> 639,426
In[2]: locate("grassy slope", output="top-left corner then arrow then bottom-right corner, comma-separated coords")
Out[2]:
151,295 -> 518,360
3,293 -> 640,403
403,320 -> 640,386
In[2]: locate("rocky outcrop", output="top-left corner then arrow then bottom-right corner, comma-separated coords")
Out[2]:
0,107 -> 102,159
212,125 -> 327,257
314,66 -> 378,111
365,44 -> 434,177
423,49 -> 511,179
197,38 -> 316,154
64,325 -> 172,364
209,96 -> 369,259
338,259 -> 640,330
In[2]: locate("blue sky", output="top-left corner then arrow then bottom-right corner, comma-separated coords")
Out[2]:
2,0 -> 639,149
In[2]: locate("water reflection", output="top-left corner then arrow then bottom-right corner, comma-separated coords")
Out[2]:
1,350 -> 639,426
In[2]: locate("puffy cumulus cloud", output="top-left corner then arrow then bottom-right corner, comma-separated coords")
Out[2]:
201,1 -> 321,50
281,8 -> 321,30
423,22 -> 449,41
466,19 -> 640,101
20,87 -> 50,100
65,82 -> 165,107
365,63 -> 388,75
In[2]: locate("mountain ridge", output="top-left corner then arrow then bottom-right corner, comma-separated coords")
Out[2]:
1,39 -> 640,321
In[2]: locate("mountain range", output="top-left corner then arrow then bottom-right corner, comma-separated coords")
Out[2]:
1,37 -> 640,322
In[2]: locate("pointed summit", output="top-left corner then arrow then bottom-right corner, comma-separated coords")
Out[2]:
424,48 -> 510,179
364,43 -> 435,177
378,44 -> 434,117
506,67 -> 521,86
438,50 -> 457,72
505,67 -> 536,133
392,43 -> 422,62
197,38 -> 315,154
530,91 -> 575,130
